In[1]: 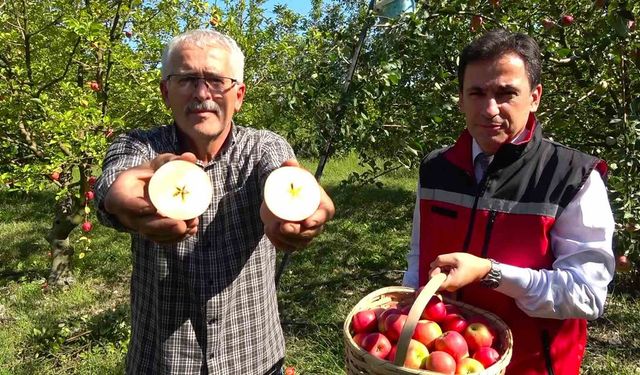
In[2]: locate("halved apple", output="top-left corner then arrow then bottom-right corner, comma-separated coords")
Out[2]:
148,160 -> 213,220
264,166 -> 321,222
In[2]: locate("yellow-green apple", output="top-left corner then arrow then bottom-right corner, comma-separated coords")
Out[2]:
424,350 -> 457,374
412,320 -> 442,350
352,309 -> 378,334
441,313 -> 468,334
388,339 -> 429,369
148,160 -> 213,220
360,332 -> 392,360
463,322 -> 494,353
467,315 -> 497,338
434,331 -> 469,362
456,357 -> 485,374
378,307 -> 402,332
421,296 -> 447,322
384,313 -> 408,342
263,166 -> 321,221
472,346 -> 500,368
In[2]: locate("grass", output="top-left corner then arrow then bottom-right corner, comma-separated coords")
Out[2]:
1,153 -> 639,374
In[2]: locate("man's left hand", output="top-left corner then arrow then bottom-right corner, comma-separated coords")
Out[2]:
260,160 -> 335,251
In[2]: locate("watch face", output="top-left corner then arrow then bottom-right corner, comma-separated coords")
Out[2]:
481,278 -> 499,289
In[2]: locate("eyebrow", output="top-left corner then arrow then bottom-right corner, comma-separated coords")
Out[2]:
466,84 -> 520,93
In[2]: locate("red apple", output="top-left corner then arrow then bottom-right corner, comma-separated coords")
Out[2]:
50,171 -> 60,181
124,30 -> 133,38
388,339 -> 429,369
466,315 -> 496,338
361,332 -> 392,360
464,322 -> 495,353
88,176 -> 97,185
81,221 -> 93,232
561,14 -> 574,26
85,191 -> 95,201
434,331 -> 469,362
352,332 -> 367,347
471,15 -> 483,32
628,20 -> 636,32
263,166 -> 321,221
352,309 -> 378,334
421,296 -> 447,322
473,346 -> 500,368
616,255 -> 632,273
441,313 -> 469,334
489,0 -> 500,7
412,320 -> 443,350
444,304 -> 462,316
384,313 -> 408,342
284,367 -> 295,375
88,81 -> 101,92
456,357 -> 485,374
378,307 -> 402,332
104,128 -> 114,138
424,350 -> 456,374
542,18 -> 556,30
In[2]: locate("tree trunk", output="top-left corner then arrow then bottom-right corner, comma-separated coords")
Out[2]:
46,196 -> 82,287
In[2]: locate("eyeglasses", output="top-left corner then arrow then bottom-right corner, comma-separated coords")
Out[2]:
166,73 -> 238,93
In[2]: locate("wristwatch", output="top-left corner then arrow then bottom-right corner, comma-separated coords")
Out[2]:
480,258 -> 502,289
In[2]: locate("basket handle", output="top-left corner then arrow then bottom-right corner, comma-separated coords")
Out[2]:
393,272 -> 447,367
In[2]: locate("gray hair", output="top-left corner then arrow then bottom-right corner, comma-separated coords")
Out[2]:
161,29 -> 245,82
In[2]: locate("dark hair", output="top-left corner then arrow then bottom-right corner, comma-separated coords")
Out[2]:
457,29 -> 541,92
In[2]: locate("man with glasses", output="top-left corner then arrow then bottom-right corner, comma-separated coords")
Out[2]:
94,29 -> 335,375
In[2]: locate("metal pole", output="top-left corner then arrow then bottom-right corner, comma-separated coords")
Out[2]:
275,0 -> 377,287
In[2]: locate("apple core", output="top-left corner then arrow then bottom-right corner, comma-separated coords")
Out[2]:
264,166 -> 321,222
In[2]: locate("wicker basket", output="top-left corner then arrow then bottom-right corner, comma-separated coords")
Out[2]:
344,273 -> 513,374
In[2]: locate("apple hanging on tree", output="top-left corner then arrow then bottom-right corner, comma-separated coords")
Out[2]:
561,14 -> 574,26
148,160 -> 213,220
88,81 -> 101,92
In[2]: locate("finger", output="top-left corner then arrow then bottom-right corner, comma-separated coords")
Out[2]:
302,187 -> 335,227
149,153 -> 182,171
280,158 -> 300,168
137,216 -> 189,238
179,152 -> 198,163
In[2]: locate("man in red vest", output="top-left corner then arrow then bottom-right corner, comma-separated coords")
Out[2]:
403,29 -> 615,374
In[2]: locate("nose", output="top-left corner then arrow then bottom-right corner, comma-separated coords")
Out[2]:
192,79 -> 213,101
483,97 -> 500,120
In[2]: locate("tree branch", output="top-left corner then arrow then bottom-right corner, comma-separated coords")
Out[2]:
36,37 -> 82,97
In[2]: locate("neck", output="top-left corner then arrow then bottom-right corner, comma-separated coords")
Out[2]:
176,123 -> 232,163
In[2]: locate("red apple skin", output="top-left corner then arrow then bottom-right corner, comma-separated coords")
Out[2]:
561,14 -> 574,26
88,176 -> 97,185
352,332 -> 367,348
284,367 -> 295,375
441,313 -> 469,334
542,18 -> 556,30
360,332 -> 392,360
473,346 -> 501,368
378,307 -> 402,332
444,304 -> 462,316
464,322 -> 495,353
412,320 -> 443,350
352,309 -> 378,334
424,350 -> 456,374
89,81 -> 101,92
456,357 -> 485,374
384,313 -> 408,342
421,296 -> 447,322
434,331 -> 469,362
50,171 -> 60,181
387,339 -> 429,369
616,255 -> 632,273
467,315 -> 497,338
471,15 -> 483,32
489,0 -> 500,6
82,221 -> 93,232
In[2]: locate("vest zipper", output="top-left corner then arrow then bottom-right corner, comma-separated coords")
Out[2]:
541,330 -> 555,375
462,176 -> 489,252
480,210 -> 497,258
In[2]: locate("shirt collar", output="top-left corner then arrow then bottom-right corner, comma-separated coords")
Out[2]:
471,128 -> 529,164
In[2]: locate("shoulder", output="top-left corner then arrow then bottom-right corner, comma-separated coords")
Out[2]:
421,145 -> 453,165
540,138 -> 600,165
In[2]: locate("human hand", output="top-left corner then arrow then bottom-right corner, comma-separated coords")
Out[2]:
104,152 -> 200,243
429,252 -> 492,292
260,159 -> 335,251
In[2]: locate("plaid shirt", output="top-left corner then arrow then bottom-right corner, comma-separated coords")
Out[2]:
94,123 -> 294,375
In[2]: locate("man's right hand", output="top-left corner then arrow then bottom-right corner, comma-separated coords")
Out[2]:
104,152 -> 200,243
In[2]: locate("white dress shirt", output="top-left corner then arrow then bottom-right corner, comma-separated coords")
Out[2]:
403,137 -> 615,321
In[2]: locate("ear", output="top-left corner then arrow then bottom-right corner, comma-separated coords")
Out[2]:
233,83 -> 246,113
160,80 -> 170,107
529,84 -> 542,112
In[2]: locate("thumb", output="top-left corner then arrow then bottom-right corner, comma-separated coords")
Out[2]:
280,158 -> 300,168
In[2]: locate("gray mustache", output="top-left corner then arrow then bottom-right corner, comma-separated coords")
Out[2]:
187,101 -> 221,113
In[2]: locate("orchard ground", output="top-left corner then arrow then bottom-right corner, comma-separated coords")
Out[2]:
0,154 -> 638,374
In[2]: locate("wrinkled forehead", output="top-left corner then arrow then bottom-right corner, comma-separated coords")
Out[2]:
168,42 -> 232,74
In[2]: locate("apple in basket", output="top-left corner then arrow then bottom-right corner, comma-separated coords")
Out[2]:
383,313 -> 408,342
148,160 -> 213,220
421,295 -> 447,322
360,332 -> 392,360
412,320 -> 442,350
456,357 -> 485,374
378,307 -> 402,333
388,339 -> 429,369
263,166 -> 321,221
441,313 -> 469,334
424,350 -> 457,374
463,322 -> 495,353
434,331 -> 469,362
473,346 -> 501,368
351,309 -> 378,334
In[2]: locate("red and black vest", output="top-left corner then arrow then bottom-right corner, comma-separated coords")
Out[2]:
417,114 -> 606,375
